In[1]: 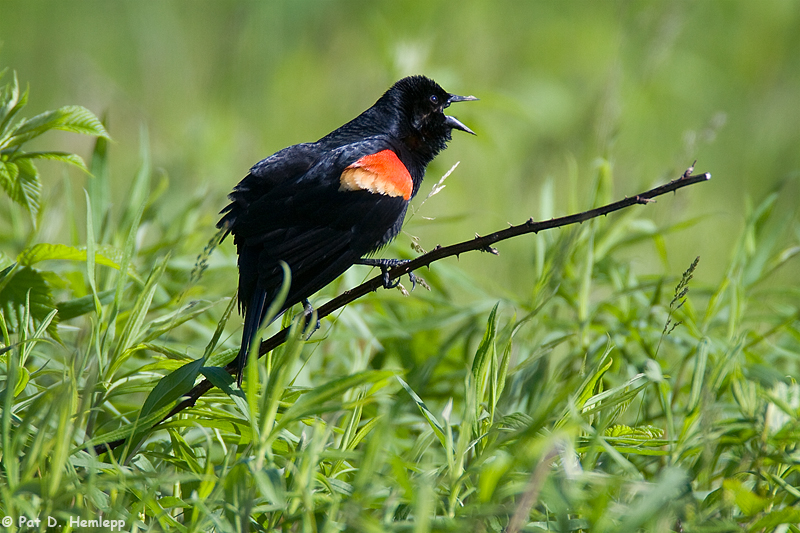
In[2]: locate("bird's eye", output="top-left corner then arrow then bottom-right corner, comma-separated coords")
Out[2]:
429,94 -> 439,105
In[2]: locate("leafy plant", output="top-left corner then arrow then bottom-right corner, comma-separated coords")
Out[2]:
1,70 -> 799,533
0,69 -> 109,223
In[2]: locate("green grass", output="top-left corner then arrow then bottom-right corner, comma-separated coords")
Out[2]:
1,68 -> 800,533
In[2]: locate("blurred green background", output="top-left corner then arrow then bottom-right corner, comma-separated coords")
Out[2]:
2,0 -> 799,295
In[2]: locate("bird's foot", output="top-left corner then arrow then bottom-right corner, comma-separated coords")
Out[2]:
357,258 -> 416,290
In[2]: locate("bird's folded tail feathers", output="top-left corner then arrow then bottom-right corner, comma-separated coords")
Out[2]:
236,289 -> 268,386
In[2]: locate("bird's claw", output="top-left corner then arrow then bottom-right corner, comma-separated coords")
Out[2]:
407,271 -> 417,291
381,267 -> 401,289
379,264 -> 415,290
357,258 -> 416,291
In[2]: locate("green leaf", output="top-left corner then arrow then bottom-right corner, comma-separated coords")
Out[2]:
202,295 -> 238,360
751,507 -> 800,529
111,187 -> 148,327
0,361 -> 30,398
200,366 -> 249,420
605,424 -> 664,439
0,68 -> 18,119
140,357 -> 204,419
477,450 -> 512,502
56,289 -> 115,321
687,338 -> 709,412
280,370 -> 394,424
17,242 -> 142,284
471,302 -> 499,404
139,298 -> 220,344
111,255 -> 168,361
0,160 -> 19,197
0,266 -> 59,337
200,366 -> 235,391
7,105 -> 110,147
11,151 -> 88,171
25,308 -> 57,361
206,347 -> 237,369
77,404 -> 174,453
0,157 -> 40,218
397,375 -> 447,448
722,478 -> 770,516
575,351 -> 614,410
0,71 -> 29,137
252,467 -> 288,507
0,263 -> 14,298
18,243 -> 125,270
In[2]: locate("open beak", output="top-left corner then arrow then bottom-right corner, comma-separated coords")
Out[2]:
445,94 -> 478,135
445,115 -> 476,135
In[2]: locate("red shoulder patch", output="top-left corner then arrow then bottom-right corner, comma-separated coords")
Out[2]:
339,150 -> 412,200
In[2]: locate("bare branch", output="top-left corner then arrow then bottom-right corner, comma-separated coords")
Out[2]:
93,167 -> 710,454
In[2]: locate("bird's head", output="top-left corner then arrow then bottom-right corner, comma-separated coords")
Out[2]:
380,75 -> 477,158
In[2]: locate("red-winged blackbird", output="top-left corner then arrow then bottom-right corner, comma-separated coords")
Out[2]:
219,75 -> 476,385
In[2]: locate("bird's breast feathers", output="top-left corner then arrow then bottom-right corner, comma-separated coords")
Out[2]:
338,150 -> 412,201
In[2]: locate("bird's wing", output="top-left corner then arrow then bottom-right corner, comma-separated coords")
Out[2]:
217,142 -> 320,233
225,136 -> 412,313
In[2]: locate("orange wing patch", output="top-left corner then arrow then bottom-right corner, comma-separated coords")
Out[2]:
339,150 -> 412,200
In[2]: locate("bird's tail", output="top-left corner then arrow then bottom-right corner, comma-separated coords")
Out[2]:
236,289 -> 267,386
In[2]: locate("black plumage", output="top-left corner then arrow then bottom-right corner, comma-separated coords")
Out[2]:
218,75 -> 476,384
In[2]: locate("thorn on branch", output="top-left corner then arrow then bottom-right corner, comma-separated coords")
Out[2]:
474,233 -> 499,254
682,160 -> 697,178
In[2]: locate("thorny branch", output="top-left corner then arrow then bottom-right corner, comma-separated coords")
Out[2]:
94,164 -> 710,454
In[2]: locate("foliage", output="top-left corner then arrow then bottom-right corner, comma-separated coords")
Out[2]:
1,74 -> 800,533
0,69 -> 109,223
